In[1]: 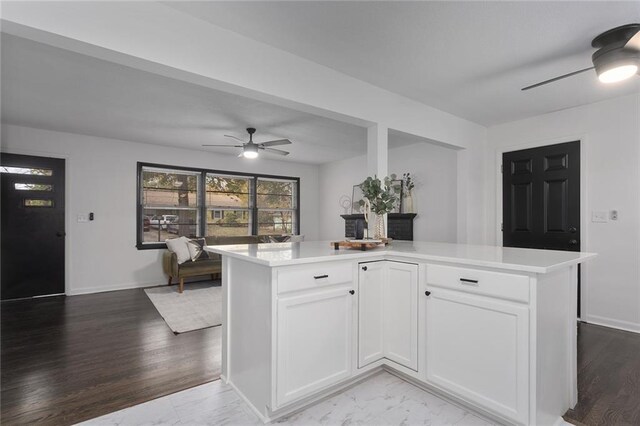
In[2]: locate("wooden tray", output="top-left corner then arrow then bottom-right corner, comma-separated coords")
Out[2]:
331,239 -> 391,251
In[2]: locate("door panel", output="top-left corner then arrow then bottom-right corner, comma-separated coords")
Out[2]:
503,141 -> 580,251
358,262 -> 385,368
383,262 -> 418,371
425,289 -> 529,424
1,153 -> 65,300
276,286 -> 353,406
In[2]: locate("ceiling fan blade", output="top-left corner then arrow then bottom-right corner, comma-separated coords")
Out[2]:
261,147 -> 289,156
224,135 -> 246,143
259,139 -> 292,147
625,28 -> 640,50
202,144 -> 243,147
521,67 -> 595,91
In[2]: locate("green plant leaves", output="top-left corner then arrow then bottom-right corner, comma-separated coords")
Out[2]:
358,174 -> 399,215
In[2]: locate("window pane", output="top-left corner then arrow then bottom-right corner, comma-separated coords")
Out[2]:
142,168 -> 199,207
258,210 -> 295,235
24,199 -> 53,207
142,208 -> 199,243
206,174 -> 251,208
206,209 -> 251,237
257,179 -> 296,209
15,183 -> 53,191
1,166 -> 52,176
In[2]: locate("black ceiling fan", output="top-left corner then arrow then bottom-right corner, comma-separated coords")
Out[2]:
522,23 -> 640,91
202,127 -> 292,158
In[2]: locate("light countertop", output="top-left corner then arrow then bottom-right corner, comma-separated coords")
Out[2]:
205,240 -> 596,273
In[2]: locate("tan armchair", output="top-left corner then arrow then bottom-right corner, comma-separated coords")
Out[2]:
162,251 -> 221,293
162,235 -> 269,293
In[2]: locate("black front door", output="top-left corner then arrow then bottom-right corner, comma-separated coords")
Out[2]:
1,153 -> 65,300
503,141 -> 580,251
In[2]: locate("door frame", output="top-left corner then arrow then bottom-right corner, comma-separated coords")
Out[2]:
494,135 -> 588,319
2,147 -> 71,296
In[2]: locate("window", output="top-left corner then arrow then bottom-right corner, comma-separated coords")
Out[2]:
140,167 -> 201,245
257,178 -> 297,236
137,163 -> 299,249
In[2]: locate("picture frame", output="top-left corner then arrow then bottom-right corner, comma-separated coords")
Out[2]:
390,179 -> 403,213
351,184 -> 364,214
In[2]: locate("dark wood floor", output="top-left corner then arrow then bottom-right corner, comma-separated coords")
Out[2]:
2,290 -> 639,426
564,322 -> 640,426
1,287 -> 221,425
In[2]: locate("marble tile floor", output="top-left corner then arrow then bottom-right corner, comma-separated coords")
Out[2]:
79,371 -> 495,426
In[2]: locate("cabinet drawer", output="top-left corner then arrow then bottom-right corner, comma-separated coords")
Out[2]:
278,262 -> 353,294
427,264 -> 529,303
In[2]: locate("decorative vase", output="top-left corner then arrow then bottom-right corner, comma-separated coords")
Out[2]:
403,191 -> 414,214
374,214 -> 386,239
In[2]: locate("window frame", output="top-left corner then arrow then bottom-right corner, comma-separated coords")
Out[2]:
136,162 -> 300,250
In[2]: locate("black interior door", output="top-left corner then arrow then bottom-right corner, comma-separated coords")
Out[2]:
503,141 -> 580,251
1,153 -> 65,300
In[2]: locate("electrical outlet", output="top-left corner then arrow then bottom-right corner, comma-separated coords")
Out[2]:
610,210 -> 618,221
591,211 -> 608,223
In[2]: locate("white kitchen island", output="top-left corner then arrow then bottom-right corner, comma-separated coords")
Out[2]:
205,241 -> 596,426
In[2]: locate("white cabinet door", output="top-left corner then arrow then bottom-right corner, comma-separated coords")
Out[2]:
276,286 -> 354,406
425,289 -> 529,424
358,261 -> 385,367
383,262 -> 419,371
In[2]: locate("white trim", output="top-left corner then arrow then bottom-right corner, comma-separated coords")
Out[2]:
494,135 -> 589,319
226,379 -> 271,424
584,315 -> 640,334
66,280 -> 165,296
0,146 -> 73,296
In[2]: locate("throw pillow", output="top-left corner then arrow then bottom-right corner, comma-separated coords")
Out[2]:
187,238 -> 210,262
165,236 -> 191,264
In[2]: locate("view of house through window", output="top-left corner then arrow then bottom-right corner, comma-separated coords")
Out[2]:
139,164 -> 299,248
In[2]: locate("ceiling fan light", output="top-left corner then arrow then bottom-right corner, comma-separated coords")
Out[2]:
598,64 -> 638,83
242,145 -> 259,159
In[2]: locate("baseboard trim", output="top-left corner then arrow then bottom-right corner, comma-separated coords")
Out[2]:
66,277 -> 219,296
583,315 -> 640,334
226,379 -> 270,424
67,280 -> 161,296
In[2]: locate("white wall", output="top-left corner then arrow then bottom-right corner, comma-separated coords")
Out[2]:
1,124 -> 321,295
484,93 -> 640,333
319,141 -> 458,242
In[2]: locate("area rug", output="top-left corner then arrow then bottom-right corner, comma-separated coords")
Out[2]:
145,282 -> 222,333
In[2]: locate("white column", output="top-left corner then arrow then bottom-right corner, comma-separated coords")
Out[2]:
367,124 -> 389,237
367,124 -> 388,177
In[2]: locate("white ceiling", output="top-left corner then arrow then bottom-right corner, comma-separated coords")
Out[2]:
1,34 -> 386,165
165,1 -> 640,126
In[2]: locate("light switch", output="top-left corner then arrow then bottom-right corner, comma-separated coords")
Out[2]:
591,211 -> 608,223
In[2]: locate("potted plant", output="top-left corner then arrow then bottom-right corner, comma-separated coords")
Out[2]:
402,173 -> 415,213
358,174 -> 399,239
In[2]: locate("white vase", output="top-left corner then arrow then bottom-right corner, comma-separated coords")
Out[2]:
403,191 -> 414,213
374,214 -> 386,239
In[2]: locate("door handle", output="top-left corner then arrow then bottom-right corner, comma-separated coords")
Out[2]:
314,275 -> 329,280
361,266 -> 368,271
425,291 -> 431,296
459,278 -> 479,285
569,239 -> 578,246
349,290 -> 355,295
569,226 -> 577,233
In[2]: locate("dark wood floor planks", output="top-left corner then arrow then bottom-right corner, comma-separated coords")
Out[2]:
2,290 -> 639,426
564,322 -> 640,426
1,287 -> 221,425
